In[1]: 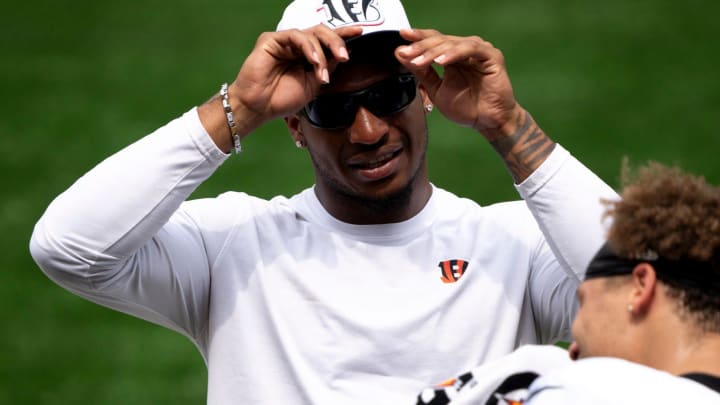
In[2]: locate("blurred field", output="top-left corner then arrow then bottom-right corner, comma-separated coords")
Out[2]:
1,0 -> 719,403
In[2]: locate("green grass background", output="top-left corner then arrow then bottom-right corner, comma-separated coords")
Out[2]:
2,0 -> 719,403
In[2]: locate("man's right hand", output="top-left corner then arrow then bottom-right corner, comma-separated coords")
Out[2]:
198,25 -> 362,153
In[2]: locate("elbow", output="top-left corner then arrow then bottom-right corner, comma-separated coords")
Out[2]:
29,221 -> 94,285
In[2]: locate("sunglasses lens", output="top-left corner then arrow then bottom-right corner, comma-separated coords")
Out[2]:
366,74 -> 416,118
304,74 -> 417,129
305,94 -> 358,129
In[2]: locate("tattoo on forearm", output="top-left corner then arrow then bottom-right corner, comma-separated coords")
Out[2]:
489,110 -> 555,183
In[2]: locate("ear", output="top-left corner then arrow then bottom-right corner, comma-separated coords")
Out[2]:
285,114 -> 305,146
419,84 -> 433,113
628,263 -> 658,316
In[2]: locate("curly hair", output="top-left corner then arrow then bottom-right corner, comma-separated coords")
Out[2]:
603,161 -> 720,333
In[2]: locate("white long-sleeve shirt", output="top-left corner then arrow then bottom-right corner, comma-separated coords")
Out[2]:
30,108 -> 617,404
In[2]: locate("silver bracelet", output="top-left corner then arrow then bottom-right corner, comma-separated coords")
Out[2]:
220,83 -> 242,154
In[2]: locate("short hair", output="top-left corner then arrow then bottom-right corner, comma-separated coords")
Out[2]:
604,161 -> 720,333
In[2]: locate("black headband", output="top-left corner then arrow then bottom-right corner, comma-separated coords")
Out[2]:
585,243 -> 720,291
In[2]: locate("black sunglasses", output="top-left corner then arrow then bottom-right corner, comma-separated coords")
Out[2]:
303,73 -> 417,130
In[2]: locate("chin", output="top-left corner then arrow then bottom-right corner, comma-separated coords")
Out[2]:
356,181 -> 414,211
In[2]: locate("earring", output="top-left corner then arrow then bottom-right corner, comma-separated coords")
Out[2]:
627,304 -> 634,312
425,104 -> 434,112
295,140 -> 305,149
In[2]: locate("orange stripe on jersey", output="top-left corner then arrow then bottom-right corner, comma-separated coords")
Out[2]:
436,377 -> 456,387
441,261 -> 454,283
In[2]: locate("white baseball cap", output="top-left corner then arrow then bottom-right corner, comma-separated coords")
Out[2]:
276,0 -> 412,62
277,0 -> 410,33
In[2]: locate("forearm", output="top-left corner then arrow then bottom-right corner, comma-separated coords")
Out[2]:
484,106 -> 556,184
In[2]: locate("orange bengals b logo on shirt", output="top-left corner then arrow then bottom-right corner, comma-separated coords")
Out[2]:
438,259 -> 469,283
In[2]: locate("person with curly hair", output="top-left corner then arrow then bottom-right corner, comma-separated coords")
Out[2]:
549,162 -> 720,403
417,162 -> 720,404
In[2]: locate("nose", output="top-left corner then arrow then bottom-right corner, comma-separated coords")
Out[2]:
348,106 -> 388,145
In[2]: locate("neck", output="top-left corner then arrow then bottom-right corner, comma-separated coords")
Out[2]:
634,311 -> 720,377
665,334 -> 720,376
315,174 -> 433,225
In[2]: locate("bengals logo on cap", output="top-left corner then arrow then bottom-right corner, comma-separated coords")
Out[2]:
318,0 -> 385,28
438,259 -> 469,283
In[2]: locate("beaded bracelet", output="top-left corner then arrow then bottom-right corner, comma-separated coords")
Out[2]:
220,83 -> 242,154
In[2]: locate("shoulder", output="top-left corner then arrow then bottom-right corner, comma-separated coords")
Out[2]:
528,358 -> 720,404
432,187 -> 543,241
432,187 -> 531,219
176,190 -> 303,232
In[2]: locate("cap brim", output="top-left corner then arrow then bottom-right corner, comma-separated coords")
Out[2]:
344,30 -> 410,65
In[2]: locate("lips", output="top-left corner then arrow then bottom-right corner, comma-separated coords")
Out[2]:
352,151 -> 397,169
348,148 -> 402,181
569,341 -> 580,360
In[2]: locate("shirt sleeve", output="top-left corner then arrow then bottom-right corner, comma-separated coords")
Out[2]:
29,108 -> 228,355
514,145 -> 619,342
516,145 -> 618,282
